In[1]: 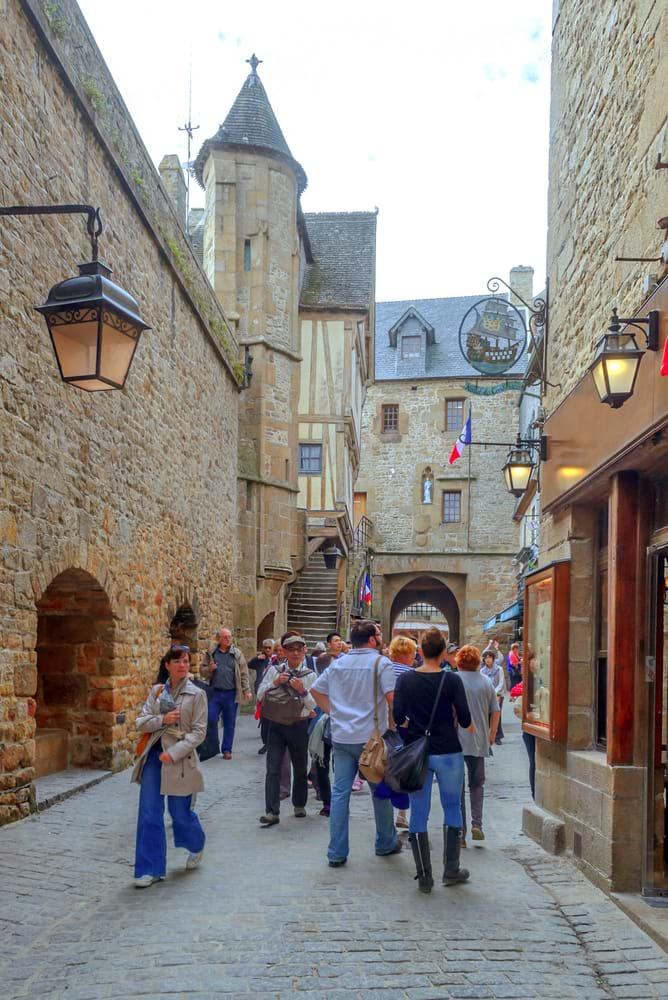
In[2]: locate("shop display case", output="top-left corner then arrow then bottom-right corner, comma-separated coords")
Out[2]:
522,560 -> 570,742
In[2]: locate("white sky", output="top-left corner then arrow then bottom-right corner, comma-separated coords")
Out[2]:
78,0 -> 552,302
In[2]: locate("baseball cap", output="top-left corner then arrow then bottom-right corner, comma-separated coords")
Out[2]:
282,635 -> 306,648
446,642 -> 459,654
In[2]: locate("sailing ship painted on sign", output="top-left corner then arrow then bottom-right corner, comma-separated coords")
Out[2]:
458,297 -> 527,376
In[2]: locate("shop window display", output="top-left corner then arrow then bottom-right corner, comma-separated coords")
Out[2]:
523,560 -> 570,742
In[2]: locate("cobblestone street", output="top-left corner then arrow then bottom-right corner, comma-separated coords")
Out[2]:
1,709 -> 668,1000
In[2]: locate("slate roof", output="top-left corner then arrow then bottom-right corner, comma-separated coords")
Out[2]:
301,212 -> 377,309
374,295 -> 529,381
193,67 -> 307,192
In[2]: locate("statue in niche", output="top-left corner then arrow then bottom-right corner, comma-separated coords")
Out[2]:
422,471 -> 433,504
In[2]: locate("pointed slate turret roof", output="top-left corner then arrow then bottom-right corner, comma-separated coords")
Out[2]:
194,56 -> 307,192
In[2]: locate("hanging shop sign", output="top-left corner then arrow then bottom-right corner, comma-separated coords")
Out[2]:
458,296 -> 528,376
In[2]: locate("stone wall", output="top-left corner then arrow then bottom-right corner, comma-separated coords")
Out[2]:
357,380 -> 522,641
0,0 -> 240,823
545,0 -> 668,413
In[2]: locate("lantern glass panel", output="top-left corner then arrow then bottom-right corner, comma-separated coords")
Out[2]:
99,311 -> 140,387
591,356 -> 608,400
603,353 -> 639,397
509,462 -> 532,493
48,309 -> 99,379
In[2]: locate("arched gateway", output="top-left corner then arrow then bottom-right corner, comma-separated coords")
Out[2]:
388,575 -> 461,643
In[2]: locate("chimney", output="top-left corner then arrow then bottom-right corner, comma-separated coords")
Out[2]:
508,265 -> 534,309
159,154 -> 187,228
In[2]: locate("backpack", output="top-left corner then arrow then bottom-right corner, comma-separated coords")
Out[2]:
260,666 -> 314,725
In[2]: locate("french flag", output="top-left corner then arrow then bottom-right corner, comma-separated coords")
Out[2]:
363,572 -> 372,606
448,410 -> 472,465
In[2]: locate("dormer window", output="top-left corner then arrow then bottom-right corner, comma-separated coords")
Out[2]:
401,336 -> 422,359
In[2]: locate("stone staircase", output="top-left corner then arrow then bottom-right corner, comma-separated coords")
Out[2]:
287,552 -> 339,648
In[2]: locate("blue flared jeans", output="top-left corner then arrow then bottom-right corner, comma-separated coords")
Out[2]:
408,751 -> 465,833
134,744 -> 206,878
208,688 -> 238,754
328,741 -> 398,862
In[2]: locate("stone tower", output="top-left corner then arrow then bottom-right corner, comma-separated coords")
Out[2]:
193,56 -> 307,648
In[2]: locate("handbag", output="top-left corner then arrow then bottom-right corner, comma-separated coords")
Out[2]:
384,670 -> 447,793
260,667 -> 313,725
135,685 -> 164,757
359,656 -> 388,783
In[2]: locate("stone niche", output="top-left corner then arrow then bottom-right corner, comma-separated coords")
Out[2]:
35,569 -> 116,775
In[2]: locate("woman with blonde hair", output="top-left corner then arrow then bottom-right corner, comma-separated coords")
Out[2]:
393,627 -> 474,893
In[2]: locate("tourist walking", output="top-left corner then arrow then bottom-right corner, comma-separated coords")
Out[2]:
203,628 -> 252,759
482,646 -> 506,743
388,634 -> 418,829
257,633 -> 317,826
311,619 -> 402,867
250,639 -> 275,754
132,647 -> 207,887
507,641 -> 522,688
456,645 -> 500,845
392,627 -> 473,893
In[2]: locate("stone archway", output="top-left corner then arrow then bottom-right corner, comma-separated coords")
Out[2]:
256,612 -> 275,648
35,569 -> 115,777
389,575 -> 461,642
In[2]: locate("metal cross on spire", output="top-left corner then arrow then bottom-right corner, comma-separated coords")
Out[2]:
246,53 -> 263,75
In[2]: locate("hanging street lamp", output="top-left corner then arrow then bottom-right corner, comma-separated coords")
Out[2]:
0,204 -> 150,391
589,307 -> 659,409
502,436 -> 536,497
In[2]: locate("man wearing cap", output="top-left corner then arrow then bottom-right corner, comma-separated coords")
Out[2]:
444,642 -> 460,671
257,632 -> 317,827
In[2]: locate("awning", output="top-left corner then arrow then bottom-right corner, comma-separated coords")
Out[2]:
482,600 -> 523,631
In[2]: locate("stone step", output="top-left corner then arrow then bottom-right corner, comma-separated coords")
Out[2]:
35,728 -> 69,779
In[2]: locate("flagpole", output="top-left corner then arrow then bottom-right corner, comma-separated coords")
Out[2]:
466,402 -> 472,550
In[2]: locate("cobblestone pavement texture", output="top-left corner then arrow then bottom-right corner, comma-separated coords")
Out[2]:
1,708 -> 668,999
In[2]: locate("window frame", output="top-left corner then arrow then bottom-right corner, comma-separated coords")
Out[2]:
442,490 -> 462,524
381,403 -> 399,434
401,335 -> 422,359
298,443 -> 322,475
445,398 -> 465,433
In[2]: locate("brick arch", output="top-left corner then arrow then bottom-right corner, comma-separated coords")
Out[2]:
31,545 -> 116,615
35,567 -> 117,775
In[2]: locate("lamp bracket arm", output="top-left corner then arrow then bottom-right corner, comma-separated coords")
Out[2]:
616,310 -> 660,351
0,203 -> 103,260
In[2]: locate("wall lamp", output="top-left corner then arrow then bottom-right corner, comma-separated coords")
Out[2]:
589,307 -> 660,409
0,203 -> 150,391
502,434 -> 548,497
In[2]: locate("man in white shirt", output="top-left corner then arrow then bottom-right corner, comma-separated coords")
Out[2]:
311,619 -> 401,867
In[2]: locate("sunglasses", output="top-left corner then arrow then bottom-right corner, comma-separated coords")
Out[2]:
171,644 -> 190,652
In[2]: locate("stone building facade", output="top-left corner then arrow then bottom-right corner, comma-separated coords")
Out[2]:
522,0 -> 668,896
356,280 -> 531,644
0,0 -> 242,823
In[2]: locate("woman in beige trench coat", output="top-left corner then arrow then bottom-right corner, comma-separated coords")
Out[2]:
131,647 -> 208,888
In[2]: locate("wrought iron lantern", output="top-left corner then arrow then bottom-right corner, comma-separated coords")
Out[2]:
0,203 -> 149,391
589,307 -> 659,409
37,259 -> 149,391
502,437 -> 536,497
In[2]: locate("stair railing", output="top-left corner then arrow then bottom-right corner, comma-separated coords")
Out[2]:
353,515 -> 373,551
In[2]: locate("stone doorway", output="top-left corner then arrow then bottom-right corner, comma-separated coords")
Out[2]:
35,569 -> 115,778
256,612 -> 275,649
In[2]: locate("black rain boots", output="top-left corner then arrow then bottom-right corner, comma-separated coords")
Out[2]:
409,832 -> 434,893
443,826 -> 470,886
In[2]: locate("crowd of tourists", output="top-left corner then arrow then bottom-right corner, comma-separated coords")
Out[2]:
131,621 -> 526,894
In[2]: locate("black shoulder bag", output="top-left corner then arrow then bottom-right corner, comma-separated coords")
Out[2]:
384,671 -> 448,793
